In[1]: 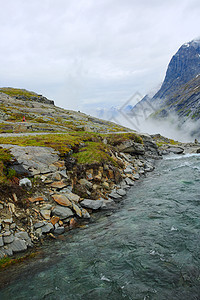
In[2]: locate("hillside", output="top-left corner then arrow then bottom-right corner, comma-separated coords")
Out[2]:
0,87 -> 130,134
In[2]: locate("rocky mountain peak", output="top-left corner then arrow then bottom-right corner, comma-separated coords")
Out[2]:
153,38 -> 200,100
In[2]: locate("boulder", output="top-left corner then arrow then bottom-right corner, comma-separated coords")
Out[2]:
52,206 -> 74,219
118,140 -> 145,155
168,147 -> 184,154
80,199 -> 103,210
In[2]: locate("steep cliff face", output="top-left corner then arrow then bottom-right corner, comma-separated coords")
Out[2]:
132,39 -> 200,132
154,40 -> 200,101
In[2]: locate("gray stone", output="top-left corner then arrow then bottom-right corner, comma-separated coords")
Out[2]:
118,140 -> 145,155
34,221 -> 47,229
116,189 -> 126,196
102,198 -> 116,209
15,231 -> 33,247
109,190 -> 122,199
125,177 -> 135,186
3,232 -> 14,244
3,247 -> 13,256
9,237 -> 27,253
41,223 -> 54,234
0,236 -> 4,247
19,178 -> 32,188
80,199 -> 103,210
53,226 -> 65,235
168,147 -> 184,154
52,206 -> 74,219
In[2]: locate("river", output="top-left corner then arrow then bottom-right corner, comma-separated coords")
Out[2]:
0,153 -> 200,300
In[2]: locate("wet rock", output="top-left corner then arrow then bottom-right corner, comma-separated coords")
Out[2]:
125,177 -> 135,186
81,208 -> 90,219
15,231 -> 32,247
80,199 -> 103,210
52,194 -> 72,207
109,190 -> 122,199
19,178 -> 32,188
52,206 -> 74,219
116,189 -> 126,196
53,226 -> 65,235
196,148 -> 200,153
102,198 -> 116,209
168,147 -> 184,154
9,237 -> 27,253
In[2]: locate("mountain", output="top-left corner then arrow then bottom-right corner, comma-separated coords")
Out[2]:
131,39 -> 200,137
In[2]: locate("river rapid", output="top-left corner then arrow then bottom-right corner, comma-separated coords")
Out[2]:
0,153 -> 200,300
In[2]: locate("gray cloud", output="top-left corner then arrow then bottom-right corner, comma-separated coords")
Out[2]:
0,0 -> 200,110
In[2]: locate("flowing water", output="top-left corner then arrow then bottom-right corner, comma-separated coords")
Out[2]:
0,154 -> 200,300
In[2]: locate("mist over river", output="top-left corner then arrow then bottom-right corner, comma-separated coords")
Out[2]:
0,153 -> 200,300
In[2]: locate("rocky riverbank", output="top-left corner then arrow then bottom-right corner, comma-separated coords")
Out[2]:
0,132 -> 161,259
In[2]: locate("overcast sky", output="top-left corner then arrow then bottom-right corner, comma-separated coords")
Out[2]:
0,0 -> 200,112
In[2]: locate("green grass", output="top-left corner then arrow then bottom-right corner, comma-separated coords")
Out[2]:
0,87 -> 39,99
72,141 -> 119,165
0,132 -> 143,166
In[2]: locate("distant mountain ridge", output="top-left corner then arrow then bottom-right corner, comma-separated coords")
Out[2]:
131,39 -> 200,137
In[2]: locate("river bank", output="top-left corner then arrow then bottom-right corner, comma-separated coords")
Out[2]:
0,132 -> 199,265
0,152 -> 200,299
0,132 -> 160,260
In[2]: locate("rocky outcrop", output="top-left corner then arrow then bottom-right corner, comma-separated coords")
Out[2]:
0,130 -> 162,259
